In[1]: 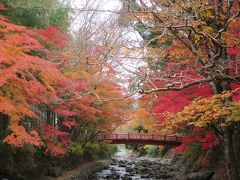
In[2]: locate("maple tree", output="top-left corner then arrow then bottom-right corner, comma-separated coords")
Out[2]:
3,0 -> 240,178
123,0 -> 240,179
127,94 -> 157,133
0,0 -> 135,152
175,127 -> 220,154
0,11 -> 58,147
0,2 -> 137,179
0,5 -> 101,155
67,3 -> 135,135
158,90 -> 240,132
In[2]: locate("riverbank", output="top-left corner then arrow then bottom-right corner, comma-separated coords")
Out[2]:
44,146 -> 224,180
90,146 -> 225,180
52,159 -> 112,180
29,159 -> 111,180
92,156 -> 217,180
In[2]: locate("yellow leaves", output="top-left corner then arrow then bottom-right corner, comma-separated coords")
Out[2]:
200,10 -> 213,19
224,101 -> 240,125
202,26 -> 214,34
159,91 -> 239,132
195,35 -> 203,44
155,34 -> 174,43
146,47 -> 166,59
128,107 -> 156,133
168,42 -> 195,64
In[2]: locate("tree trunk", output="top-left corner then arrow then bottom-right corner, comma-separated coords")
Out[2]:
0,114 -> 9,139
224,126 -> 240,180
212,77 -> 240,180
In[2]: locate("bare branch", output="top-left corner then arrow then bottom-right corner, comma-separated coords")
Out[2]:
140,78 -> 214,94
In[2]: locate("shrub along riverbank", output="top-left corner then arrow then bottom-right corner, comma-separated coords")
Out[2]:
0,142 -> 118,179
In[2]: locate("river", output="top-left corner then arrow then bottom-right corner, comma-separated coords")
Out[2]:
88,145 -> 176,180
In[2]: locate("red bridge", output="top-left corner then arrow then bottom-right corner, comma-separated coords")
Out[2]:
97,133 -> 182,146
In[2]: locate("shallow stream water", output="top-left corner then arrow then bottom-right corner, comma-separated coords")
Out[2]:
88,145 -> 172,180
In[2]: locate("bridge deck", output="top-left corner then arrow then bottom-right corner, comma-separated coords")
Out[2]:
97,133 -> 182,146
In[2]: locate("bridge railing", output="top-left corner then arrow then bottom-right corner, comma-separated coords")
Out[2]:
97,133 -> 182,142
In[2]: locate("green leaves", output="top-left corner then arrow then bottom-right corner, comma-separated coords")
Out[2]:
0,0 -> 71,31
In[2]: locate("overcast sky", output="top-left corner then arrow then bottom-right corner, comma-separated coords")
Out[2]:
71,0 -> 122,30
71,0 -> 145,94
73,0 -> 122,10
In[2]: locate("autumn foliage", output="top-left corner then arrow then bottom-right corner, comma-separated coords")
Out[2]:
124,3 -> 240,177
0,10 -> 64,148
0,4 -> 131,156
175,128 -> 220,153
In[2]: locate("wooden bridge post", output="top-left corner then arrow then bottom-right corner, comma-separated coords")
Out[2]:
128,132 -> 129,139
116,134 -> 118,139
152,134 -> 154,139
140,133 -> 142,139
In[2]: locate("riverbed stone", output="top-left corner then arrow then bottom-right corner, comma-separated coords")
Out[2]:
180,166 -> 191,174
126,161 -> 134,166
141,173 -> 150,178
48,167 -> 63,177
187,170 -> 214,180
126,166 -> 134,172
172,175 -> 188,180
210,173 -> 221,180
151,164 -> 161,170
141,159 -> 153,166
119,163 -> 127,167
155,172 -> 174,179
118,160 -> 126,164
122,176 -> 132,180
111,158 -> 118,163
136,166 -> 149,174
88,174 -> 98,179
106,171 -> 120,179
166,165 -> 177,171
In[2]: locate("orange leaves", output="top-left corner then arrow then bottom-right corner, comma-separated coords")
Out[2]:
3,33 -> 43,53
0,96 -> 19,120
4,126 -> 43,147
0,3 -> 133,153
44,144 -> 66,156
129,108 -> 156,133
0,13 -> 69,147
